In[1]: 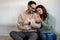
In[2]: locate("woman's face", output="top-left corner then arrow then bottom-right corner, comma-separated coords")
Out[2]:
36,8 -> 43,15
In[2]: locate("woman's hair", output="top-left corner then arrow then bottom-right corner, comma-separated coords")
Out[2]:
36,5 -> 48,20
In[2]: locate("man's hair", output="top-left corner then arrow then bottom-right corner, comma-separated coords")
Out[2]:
28,1 -> 36,6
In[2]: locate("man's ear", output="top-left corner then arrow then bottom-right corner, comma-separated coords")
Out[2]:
28,5 -> 30,8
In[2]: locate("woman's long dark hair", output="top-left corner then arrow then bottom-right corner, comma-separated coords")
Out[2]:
36,5 -> 48,20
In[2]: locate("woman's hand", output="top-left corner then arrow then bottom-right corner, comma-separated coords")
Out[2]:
34,15 -> 41,23
35,18 -> 40,23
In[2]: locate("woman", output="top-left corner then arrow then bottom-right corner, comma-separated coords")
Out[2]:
35,5 -> 57,40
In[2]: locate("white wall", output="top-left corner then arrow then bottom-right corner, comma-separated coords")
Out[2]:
39,0 -> 60,34
0,0 -> 60,35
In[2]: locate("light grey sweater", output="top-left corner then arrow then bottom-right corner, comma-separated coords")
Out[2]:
17,10 -> 41,32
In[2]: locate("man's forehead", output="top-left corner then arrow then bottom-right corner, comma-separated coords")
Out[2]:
31,4 -> 36,7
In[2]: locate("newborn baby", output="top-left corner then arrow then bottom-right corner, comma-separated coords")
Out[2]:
21,13 -> 41,31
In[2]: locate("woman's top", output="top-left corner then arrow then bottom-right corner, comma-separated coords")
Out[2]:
40,14 -> 53,33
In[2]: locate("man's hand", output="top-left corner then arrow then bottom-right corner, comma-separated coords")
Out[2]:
22,19 -> 29,25
18,26 -> 32,31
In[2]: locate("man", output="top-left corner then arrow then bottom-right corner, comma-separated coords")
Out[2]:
10,1 -> 41,40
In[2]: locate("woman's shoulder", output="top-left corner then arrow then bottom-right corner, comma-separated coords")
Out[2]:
47,14 -> 53,20
47,14 -> 52,18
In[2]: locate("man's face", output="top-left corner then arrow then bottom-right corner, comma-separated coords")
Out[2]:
28,4 -> 36,11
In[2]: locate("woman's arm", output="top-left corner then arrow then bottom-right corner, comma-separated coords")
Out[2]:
41,15 -> 52,29
30,22 -> 41,28
30,13 -> 41,28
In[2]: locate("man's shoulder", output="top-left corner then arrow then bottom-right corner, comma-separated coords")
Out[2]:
19,11 -> 26,16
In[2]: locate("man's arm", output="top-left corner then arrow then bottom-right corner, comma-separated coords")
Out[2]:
17,14 -> 31,30
17,14 -> 27,30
